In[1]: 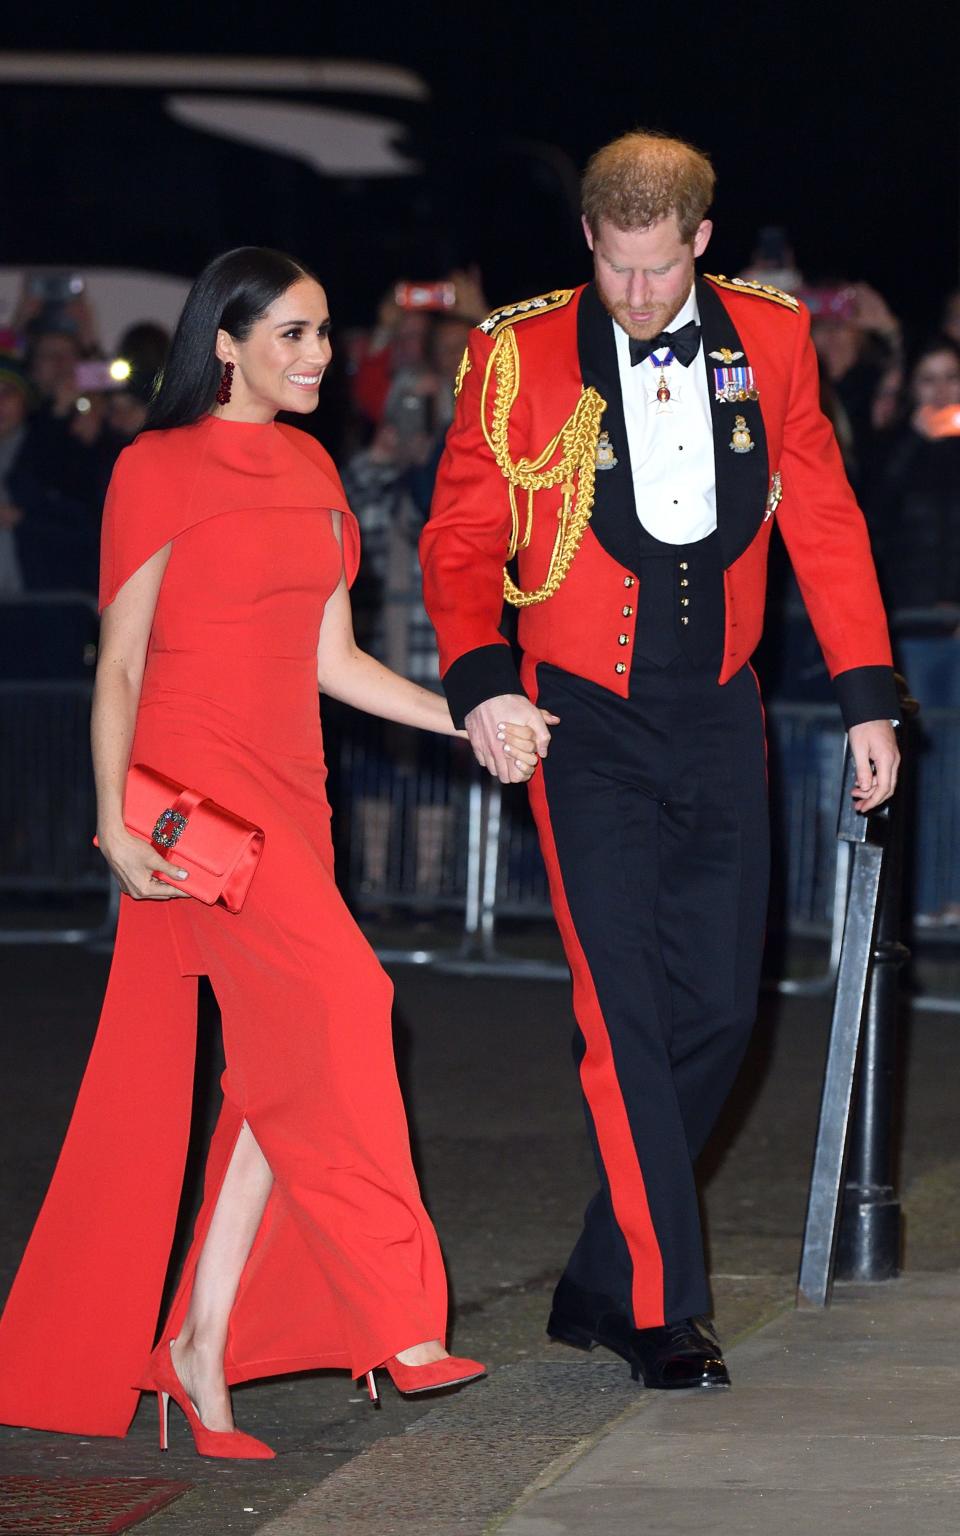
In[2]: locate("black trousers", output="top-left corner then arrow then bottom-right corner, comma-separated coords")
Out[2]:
528,653 -> 770,1328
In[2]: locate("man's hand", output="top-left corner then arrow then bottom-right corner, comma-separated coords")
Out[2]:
465,694 -> 560,784
848,719 -> 900,813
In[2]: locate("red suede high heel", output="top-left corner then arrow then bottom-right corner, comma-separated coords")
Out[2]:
363,1353 -> 486,1403
140,1340 -> 275,1459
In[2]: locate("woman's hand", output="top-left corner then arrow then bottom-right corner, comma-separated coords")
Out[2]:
497,721 -> 545,783
465,698 -> 560,784
96,825 -> 190,900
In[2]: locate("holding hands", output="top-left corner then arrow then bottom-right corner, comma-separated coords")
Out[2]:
464,694 -> 560,784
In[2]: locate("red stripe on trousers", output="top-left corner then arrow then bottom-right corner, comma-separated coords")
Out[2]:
526,766 -> 665,1326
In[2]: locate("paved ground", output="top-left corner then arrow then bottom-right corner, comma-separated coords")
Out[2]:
0,924 -> 957,1532
498,1274 -> 960,1536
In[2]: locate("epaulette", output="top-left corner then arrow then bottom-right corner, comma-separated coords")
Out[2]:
705,273 -> 800,313
477,288 -> 575,338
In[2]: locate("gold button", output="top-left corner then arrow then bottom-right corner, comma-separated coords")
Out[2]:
618,633 -> 629,645
679,561 -> 689,571
623,576 -> 635,587
622,604 -> 633,617
615,661 -> 627,674
680,597 -> 690,607
680,578 -> 689,588
680,616 -> 689,626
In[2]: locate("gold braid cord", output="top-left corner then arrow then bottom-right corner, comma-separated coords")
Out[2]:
481,327 -> 606,607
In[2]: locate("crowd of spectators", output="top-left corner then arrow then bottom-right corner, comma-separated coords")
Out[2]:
2,252 -> 958,920
0,282 -> 162,598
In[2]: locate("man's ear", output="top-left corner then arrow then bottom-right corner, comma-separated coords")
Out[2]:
581,214 -> 595,253
692,220 -> 713,259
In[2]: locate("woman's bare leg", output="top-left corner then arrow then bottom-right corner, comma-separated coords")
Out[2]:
170,1120 -> 273,1430
169,1120 -> 452,1423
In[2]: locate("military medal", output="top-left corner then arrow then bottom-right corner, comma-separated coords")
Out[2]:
651,348 -> 675,413
595,430 -> 618,470
714,364 -> 758,403
729,415 -> 755,453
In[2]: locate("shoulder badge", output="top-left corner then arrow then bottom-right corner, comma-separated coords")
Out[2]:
705,273 -> 800,313
477,288 -> 575,338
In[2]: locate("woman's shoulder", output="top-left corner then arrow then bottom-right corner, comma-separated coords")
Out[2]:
275,422 -> 339,476
275,424 -> 349,512
114,420 -> 209,482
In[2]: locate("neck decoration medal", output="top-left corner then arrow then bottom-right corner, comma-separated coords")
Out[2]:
651,348 -> 675,413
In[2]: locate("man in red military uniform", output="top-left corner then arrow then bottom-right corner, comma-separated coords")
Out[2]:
421,132 -> 899,1389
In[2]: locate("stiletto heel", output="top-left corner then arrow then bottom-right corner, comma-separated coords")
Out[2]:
364,1370 -> 380,1406
140,1340 -> 275,1460
372,1353 -> 486,1397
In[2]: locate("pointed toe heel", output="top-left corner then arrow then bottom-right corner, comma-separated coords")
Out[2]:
142,1340 -> 275,1460
363,1353 -> 486,1400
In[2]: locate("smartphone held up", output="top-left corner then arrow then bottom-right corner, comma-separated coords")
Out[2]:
394,281 -> 456,312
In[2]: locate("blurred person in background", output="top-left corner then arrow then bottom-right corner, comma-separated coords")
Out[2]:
0,357 -> 32,593
342,311 -> 473,902
105,369 -> 154,442
15,274 -> 101,420
0,354 -> 106,593
350,269 -> 488,430
25,326 -> 86,419
869,336 -> 960,623
867,336 -> 960,926
105,321 -> 170,440
117,321 -> 169,385
737,224 -> 804,295
345,303 -> 479,679
809,281 -> 902,489
940,289 -> 960,349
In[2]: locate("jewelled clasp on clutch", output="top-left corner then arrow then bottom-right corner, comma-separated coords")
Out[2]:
152,808 -> 188,849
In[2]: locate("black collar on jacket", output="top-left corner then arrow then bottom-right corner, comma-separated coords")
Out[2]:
575,277 -> 770,572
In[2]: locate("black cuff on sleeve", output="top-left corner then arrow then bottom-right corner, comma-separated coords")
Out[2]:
833,665 -> 900,730
442,644 -> 525,729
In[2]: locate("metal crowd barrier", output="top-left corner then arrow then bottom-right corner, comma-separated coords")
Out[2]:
0,594 -> 119,945
1,596 -> 957,1009
0,677 -> 119,944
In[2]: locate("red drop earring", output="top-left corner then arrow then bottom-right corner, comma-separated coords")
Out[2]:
216,361 -> 234,406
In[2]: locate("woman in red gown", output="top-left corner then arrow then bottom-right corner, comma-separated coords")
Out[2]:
0,249 -> 541,1457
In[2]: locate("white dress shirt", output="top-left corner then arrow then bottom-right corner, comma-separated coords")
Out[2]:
613,286 -> 717,545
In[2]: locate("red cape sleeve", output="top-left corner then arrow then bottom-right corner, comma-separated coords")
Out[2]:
98,439 -> 185,612
275,424 -> 360,587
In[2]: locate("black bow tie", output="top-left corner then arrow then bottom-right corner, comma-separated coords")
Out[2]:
629,319 -> 701,368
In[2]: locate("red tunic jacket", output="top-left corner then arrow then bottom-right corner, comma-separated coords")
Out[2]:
421,276 -> 896,728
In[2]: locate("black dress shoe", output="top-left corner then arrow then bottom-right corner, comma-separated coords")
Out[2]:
548,1308 -> 731,1390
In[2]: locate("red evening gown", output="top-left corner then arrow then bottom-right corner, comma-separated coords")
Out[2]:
0,416 -> 448,1436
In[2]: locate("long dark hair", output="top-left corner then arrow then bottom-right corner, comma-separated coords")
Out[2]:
143,247 -> 317,432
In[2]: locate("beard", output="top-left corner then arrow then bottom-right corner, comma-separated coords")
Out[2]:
594,276 -> 693,342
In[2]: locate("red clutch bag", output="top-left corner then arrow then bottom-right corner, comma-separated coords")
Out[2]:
95,763 -> 264,912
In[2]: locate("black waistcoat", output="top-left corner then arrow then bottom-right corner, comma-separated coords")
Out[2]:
576,280 -> 768,671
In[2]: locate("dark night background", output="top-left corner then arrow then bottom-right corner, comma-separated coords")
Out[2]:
1,3 -> 956,331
